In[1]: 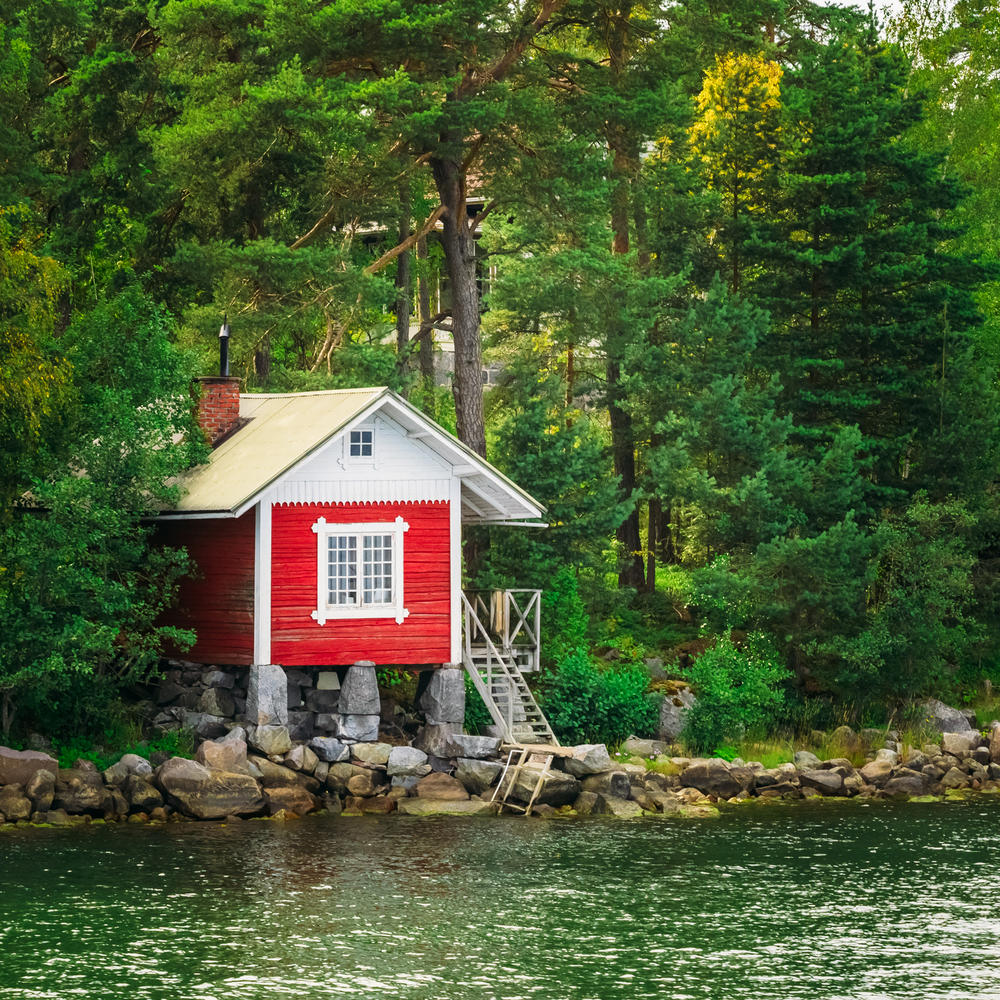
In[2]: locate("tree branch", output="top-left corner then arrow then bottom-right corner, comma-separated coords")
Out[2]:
363,204 -> 446,274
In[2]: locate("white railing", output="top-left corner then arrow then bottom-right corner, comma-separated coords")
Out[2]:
465,589 -> 541,673
461,592 -> 520,740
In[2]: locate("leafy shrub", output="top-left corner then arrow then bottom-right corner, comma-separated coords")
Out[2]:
683,633 -> 789,753
538,649 -> 660,746
464,673 -> 495,732
51,727 -> 194,771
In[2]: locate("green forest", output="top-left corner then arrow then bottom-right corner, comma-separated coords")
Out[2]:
3,0 -> 1000,748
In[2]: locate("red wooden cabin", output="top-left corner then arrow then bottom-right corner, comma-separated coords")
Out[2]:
155,378 -> 545,669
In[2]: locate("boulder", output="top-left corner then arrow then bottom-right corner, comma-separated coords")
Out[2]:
798,770 -> 845,796
334,714 -> 380,743
156,681 -> 186,705
314,761 -> 330,784
942,732 -> 975,756
0,785 -> 32,821
317,671 -> 341,691
594,795 -> 644,818
325,762 -> 372,794
287,681 -> 302,710
157,758 -> 264,819
197,739 -> 249,775
387,746 -> 430,777
198,687 -> 235,718
454,758 -> 502,796
444,733 -> 501,759
251,758 -> 319,791
876,748 -> 899,765
349,795 -> 397,814
202,669 -> 234,689
990,722 -> 1000,765
0,747 -> 58,787
793,751 -> 822,770
645,789 -> 681,814
680,761 -> 741,800
284,745 -> 319,773
729,766 -> 757,794
580,771 -> 631,799
415,772 -> 469,801
940,767 -> 969,789
882,774 -> 930,798
304,689 -> 340,713
622,736 -> 668,758
346,772 -> 381,797
309,737 -> 350,763
562,744 -> 613,777
829,725 -> 860,750
859,759 -> 894,788
350,742 -> 392,765
413,723 -> 463,757
109,788 -> 129,817
505,768 -> 581,807
397,798 -> 498,816
264,786 -> 319,816
246,663 -> 288,727
124,774 -> 163,813
572,791 -> 600,815
54,772 -> 111,815
176,711 -> 228,740
919,699 -> 974,734
102,761 -> 131,787
221,726 -> 247,745
248,725 -> 292,756
339,662 -> 380,716
859,728 -> 883,748
286,711 -> 314,742
657,687 -> 696,741
420,668 -> 466,725
25,769 -> 55,813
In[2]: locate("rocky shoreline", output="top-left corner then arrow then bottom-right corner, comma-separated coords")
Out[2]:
2,713 -> 999,829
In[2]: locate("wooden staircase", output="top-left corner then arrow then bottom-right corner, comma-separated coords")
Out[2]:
461,593 -> 558,746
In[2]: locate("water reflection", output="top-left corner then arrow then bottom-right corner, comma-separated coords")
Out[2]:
1,802 -> 1000,999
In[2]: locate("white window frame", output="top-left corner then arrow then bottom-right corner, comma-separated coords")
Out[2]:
344,422 -> 378,467
310,515 -> 409,625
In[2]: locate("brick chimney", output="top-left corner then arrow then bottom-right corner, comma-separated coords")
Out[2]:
192,376 -> 242,446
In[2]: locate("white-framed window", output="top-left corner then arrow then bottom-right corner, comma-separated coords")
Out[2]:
349,428 -> 373,458
310,515 -> 409,625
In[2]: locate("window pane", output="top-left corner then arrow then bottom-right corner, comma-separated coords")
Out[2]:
361,429 -> 373,457
328,535 -> 357,605
362,533 -> 392,604
349,430 -> 361,457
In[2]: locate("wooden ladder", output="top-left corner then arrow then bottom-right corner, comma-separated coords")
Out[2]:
491,743 -> 579,814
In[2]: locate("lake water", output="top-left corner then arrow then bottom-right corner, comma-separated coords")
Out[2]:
2,799 -> 1000,1000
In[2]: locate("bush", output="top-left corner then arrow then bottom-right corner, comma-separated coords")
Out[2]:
683,633 -> 789,753
464,672 -> 495,732
538,649 -> 659,746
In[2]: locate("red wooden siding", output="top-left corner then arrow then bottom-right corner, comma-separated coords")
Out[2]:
154,512 -> 256,665
271,502 -> 450,666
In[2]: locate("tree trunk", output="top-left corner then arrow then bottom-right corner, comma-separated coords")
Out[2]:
609,360 -> 645,590
395,189 -> 412,388
432,152 -> 486,457
416,236 -> 434,386
661,502 -> 678,565
645,496 -> 660,593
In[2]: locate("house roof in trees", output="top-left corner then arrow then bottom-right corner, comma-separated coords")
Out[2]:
161,387 -> 545,523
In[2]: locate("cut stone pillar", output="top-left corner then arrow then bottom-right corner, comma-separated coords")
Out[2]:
246,664 -> 288,727
339,661 -> 380,715
420,664 -> 466,726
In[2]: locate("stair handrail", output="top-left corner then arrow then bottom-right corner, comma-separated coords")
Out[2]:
462,592 -> 518,740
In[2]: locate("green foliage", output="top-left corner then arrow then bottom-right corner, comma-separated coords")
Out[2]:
538,649 -> 659,747
51,727 -> 193,771
540,567 -> 590,668
682,633 -> 790,753
464,673 -> 495,733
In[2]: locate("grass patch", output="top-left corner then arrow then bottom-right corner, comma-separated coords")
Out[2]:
51,728 -> 194,771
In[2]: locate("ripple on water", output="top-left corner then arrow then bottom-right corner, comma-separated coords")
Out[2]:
2,802 -> 1000,999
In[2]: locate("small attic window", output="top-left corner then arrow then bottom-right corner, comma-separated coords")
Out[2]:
350,429 -> 373,458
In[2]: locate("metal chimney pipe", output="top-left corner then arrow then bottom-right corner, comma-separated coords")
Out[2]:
219,315 -> 230,377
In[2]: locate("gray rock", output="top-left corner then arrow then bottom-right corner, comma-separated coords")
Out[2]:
680,761 -> 741,799
335,714 -> 380,742
883,774 -> 930,797
305,689 -> 340,713
314,761 -> 330,784
387,746 -> 429,776
53,771 -> 111,815
119,753 -> 154,776
940,767 -> 969,789
286,711 -> 314,742
157,757 -> 264,819
918,699 -> 974,734
420,668 -> 466,726
124,774 -> 163,813
415,771 -> 469,800
220,726 -> 247,744
202,670 -> 234,689
622,736 -> 668,758
0,785 -> 32,821
325,762 -> 371,794
102,761 -> 131,787
562,744 -> 613,777
391,774 -> 424,791
876,748 -> 899,765
859,728 -> 883,748
25,769 -> 55,813
309,737 -> 351,763
0,747 -> 58,787
286,682 -> 302,710
198,687 -> 236,718
246,664 -> 288,727
284,745 -> 319,773
339,662 -> 380,715
350,742 -> 392,765
285,668 -> 312,688
503,768 -> 581,807
799,769 -> 845,796
251,758 -> 319,790
316,671 -> 341,691
176,711 -> 228,740
859,759 -> 894,787
196,739 -> 249,775
413,723 -> 463,757
793,750 -> 822,770
942,732 -> 975,756
443,733 -> 501,759
644,657 -> 666,678
454,758 -> 502,795
581,771 -> 631,799
657,687 -> 696,741
594,795 -> 644,818
156,681 -> 187,705
829,725 -> 860,749
397,798 -> 498,816
990,723 -> 1000,765
572,790 -> 600,815
248,725 -> 292,756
